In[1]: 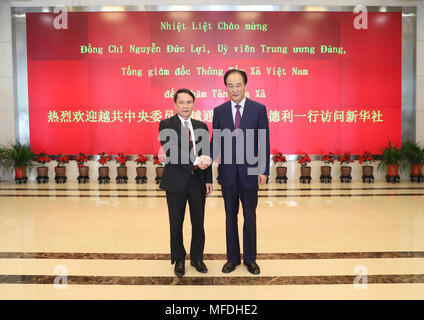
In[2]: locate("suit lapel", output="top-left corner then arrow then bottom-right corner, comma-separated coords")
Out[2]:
224,101 -> 235,130
191,119 -> 200,145
239,98 -> 252,130
192,119 -> 207,156
169,115 -> 184,152
191,119 -> 200,130
170,115 -> 183,135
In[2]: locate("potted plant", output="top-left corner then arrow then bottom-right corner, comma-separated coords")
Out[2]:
0,142 -> 36,183
54,154 -> 69,183
320,152 -> 335,183
135,153 -> 148,184
98,152 -> 112,184
339,152 -> 354,182
359,151 -> 375,183
377,142 -> 402,183
76,152 -> 89,175
115,152 -> 128,184
298,153 -> 311,183
401,141 -> 424,182
273,152 -> 287,183
35,152 -> 50,183
152,153 -> 164,183
76,152 -> 89,183
36,152 -> 50,175
321,152 -> 335,176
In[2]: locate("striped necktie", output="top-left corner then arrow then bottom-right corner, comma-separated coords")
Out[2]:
235,105 -> 241,129
184,121 -> 193,152
184,121 -> 196,174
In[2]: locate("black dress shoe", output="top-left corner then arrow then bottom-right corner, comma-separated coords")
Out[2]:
222,261 -> 241,273
174,260 -> 185,277
243,261 -> 260,275
190,260 -> 208,273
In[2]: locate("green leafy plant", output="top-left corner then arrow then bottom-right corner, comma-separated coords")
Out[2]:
377,142 -> 403,172
401,141 -> 424,165
0,142 -> 36,175
401,140 -> 424,173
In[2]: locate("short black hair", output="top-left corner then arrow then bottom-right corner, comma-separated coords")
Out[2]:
224,69 -> 248,86
173,88 -> 195,103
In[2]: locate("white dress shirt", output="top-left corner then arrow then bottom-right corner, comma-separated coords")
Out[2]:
177,114 -> 198,165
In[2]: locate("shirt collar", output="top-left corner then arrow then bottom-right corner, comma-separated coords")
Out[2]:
231,97 -> 246,109
177,114 -> 192,126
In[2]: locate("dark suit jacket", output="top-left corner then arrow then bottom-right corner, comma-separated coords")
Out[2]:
211,98 -> 270,188
159,115 -> 212,192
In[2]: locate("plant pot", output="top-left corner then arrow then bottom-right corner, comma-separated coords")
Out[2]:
362,165 -> 373,176
137,167 -> 147,177
341,166 -> 352,177
15,167 -> 26,179
98,167 -> 109,177
55,166 -> 66,176
117,166 -> 127,177
156,166 -> 164,178
37,166 -> 48,177
320,166 -> 332,177
78,166 -> 89,177
276,166 -> 287,177
387,164 -> 398,177
300,166 -> 311,177
411,164 -> 423,176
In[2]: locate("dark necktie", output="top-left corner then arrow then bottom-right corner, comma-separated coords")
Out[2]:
235,105 -> 241,129
184,121 -> 193,152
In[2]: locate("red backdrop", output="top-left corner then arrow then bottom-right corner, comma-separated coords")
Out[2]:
26,11 -> 401,155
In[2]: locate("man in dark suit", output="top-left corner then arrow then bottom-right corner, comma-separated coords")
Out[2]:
159,88 -> 213,278
211,69 -> 270,275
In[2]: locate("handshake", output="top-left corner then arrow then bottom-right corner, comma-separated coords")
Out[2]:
196,155 -> 212,170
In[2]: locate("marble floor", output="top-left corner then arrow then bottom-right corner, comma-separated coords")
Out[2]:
0,178 -> 423,299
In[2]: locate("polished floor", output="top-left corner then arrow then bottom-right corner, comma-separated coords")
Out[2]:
0,178 -> 423,299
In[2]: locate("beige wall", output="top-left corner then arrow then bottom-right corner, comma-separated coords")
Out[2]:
0,0 -> 423,181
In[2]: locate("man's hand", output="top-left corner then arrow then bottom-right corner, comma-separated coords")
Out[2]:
258,174 -> 267,185
197,155 -> 212,170
206,183 -> 213,196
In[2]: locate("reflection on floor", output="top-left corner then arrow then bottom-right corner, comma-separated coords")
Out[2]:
0,180 -> 423,299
